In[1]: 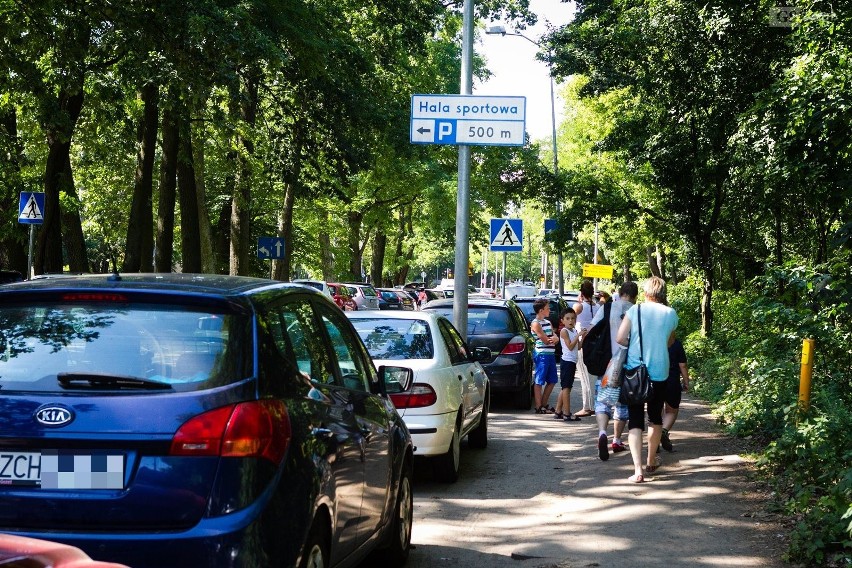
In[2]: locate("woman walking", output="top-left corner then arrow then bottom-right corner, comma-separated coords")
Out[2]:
616,277 -> 679,483
572,280 -> 598,417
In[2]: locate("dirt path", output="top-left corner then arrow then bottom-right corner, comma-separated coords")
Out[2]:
405,390 -> 788,568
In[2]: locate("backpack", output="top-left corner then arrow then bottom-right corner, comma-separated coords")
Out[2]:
580,301 -> 612,376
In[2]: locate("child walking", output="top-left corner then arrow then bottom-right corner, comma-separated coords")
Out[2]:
555,309 -> 585,421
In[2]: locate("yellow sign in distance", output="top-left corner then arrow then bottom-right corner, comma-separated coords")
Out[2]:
582,263 -> 614,279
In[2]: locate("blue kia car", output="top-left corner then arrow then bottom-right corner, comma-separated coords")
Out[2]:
0,274 -> 414,567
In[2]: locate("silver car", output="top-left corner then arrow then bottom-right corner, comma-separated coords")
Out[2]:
345,283 -> 381,310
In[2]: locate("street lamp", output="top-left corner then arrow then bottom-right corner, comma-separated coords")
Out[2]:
485,25 -> 564,295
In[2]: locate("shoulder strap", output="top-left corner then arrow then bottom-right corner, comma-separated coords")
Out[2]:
637,304 -> 644,362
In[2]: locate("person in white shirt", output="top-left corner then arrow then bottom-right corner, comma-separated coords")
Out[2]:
572,280 -> 599,417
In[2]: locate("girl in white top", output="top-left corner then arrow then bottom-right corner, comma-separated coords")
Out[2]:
573,280 -> 599,416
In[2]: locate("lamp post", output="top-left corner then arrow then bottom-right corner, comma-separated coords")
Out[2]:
485,25 -> 564,295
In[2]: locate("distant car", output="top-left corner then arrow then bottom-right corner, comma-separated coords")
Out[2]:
511,296 -> 570,359
327,281 -> 358,311
0,274 -> 415,567
377,288 -> 403,310
423,298 -> 534,409
562,290 -> 581,305
292,278 -> 332,298
393,290 -> 416,310
348,310 -> 490,482
0,269 -> 23,284
0,534 -> 129,567
345,282 -> 381,310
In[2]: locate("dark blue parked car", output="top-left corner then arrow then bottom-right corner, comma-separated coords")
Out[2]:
0,274 -> 414,568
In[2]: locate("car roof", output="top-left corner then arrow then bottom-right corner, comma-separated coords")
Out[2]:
424,297 -> 513,308
1,273 -> 312,300
347,310 -> 444,323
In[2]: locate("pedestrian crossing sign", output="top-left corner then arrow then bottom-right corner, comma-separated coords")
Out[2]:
18,192 -> 45,225
489,218 -> 523,252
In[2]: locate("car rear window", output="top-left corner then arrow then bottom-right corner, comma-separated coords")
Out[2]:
361,286 -> 378,297
425,307 -> 512,335
349,318 -> 434,360
0,300 -> 251,393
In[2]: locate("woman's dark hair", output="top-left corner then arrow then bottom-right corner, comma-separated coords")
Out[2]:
559,308 -> 576,321
579,279 -> 594,303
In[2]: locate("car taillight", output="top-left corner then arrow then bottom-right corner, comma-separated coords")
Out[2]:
170,400 -> 291,465
500,336 -> 527,355
390,383 -> 437,408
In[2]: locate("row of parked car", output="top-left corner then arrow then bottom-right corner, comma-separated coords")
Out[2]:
0,273 -> 577,568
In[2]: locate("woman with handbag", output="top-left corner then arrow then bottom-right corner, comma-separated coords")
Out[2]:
615,277 -> 679,483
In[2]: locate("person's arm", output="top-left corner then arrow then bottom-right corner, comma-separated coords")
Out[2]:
616,315 -> 631,346
572,301 -> 583,317
679,362 -> 690,391
561,328 -> 581,350
667,331 -> 676,347
531,320 -> 551,345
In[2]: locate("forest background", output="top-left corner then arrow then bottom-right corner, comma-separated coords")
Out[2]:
0,0 -> 850,564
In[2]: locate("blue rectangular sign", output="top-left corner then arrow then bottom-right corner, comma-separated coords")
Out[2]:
257,237 -> 285,260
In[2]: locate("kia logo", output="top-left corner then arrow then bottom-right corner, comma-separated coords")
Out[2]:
34,406 -> 74,427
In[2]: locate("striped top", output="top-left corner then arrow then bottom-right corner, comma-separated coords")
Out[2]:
532,317 -> 556,356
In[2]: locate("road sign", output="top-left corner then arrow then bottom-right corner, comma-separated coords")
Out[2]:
257,237 -> 284,260
18,192 -> 45,225
582,263 -> 614,279
489,218 -> 523,252
410,95 -> 526,147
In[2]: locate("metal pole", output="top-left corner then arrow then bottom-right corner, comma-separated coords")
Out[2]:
550,73 -> 564,295
798,338 -> 815,413
27,225 -> 35,279
452,0 -> 474,336
501,252 -> 507,299
593,218 -> 599,290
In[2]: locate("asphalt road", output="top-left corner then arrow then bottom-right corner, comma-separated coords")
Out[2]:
402,389 -> 788,568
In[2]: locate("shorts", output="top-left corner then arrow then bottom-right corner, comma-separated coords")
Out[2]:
559,360 -> 577,389
594,379 -> 629,420
665,374 -> 683,408
626,380 -> 666,431
534,354 -> 558,385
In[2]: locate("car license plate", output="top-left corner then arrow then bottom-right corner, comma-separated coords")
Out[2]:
0,451 -> 124,489
0,451 -> 41,486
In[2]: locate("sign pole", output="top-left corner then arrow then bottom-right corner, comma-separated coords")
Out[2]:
27,225 -> 35,279
452,0 -> 474,336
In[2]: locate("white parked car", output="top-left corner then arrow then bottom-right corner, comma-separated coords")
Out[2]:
292,278 -> 332,298
347,310 -> 490,482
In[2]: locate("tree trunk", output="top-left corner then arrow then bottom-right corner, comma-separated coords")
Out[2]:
59,154 -> 88,272
370,230 -> 386,285
393,206 -> 412,286
697,232 -> 714,336
318,208 -> 334,281
0,107 -> 29,275
229,75 -> 258,276
271,180 -> 296,282
178,108 -> 201,273
191,118 -> 215,273
155,102 -> 179,272
347,210 -> 364,281
647,246 -> 661,278
656,245 -> 667,281
124,82 -> 158,272
215,199 -> 231,274
36,87 -> 85,274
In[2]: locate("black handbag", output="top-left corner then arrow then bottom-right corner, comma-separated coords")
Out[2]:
619,305 -> 651,405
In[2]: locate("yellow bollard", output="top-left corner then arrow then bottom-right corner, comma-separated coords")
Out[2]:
798,338 -> 815,412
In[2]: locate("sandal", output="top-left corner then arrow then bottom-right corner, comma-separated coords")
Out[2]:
564,414 -> 581,421
535,406 -> 548,414
574,409 -> 594,417
553,412 -> 565,420
628,474 -> 645,483
645,465 -> 658,473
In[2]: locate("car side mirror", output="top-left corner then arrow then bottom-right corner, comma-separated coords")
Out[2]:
378,365 -> 413,395
472,347 -> 491,362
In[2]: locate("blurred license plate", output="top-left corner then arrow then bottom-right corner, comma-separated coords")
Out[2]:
0,451 -> 125,489
0,451 -> 41,486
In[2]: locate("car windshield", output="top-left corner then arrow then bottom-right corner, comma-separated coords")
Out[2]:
0,300 -> 251,393
425,306 -> 511,335
349,318 -> 434,360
